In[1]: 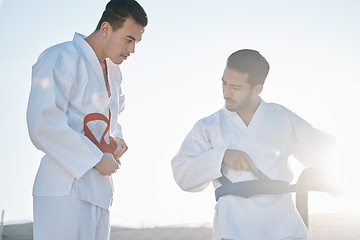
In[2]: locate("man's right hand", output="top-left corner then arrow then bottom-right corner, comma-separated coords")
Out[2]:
223,149 -> 258,172
95,153 -> 120,176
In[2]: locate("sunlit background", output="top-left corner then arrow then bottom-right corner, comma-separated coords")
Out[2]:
0,0 -> 359,228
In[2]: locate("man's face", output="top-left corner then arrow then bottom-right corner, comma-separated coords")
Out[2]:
103,17 -> 145,65
222,67 -> 254,112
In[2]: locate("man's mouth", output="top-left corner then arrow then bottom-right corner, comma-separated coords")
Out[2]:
121,54 -> 129,60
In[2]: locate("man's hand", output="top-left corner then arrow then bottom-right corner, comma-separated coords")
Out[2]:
95,152 -> 120,176
223,149 -> 258,172
113,137 -> 128,160
296,167 -> 329,193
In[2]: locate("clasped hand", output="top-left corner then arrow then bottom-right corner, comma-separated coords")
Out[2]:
95,137 -> 128,176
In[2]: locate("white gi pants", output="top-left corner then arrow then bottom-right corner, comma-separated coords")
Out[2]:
33,187 -> 110,240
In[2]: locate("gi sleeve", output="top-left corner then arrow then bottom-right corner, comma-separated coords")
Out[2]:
27,49 -> 103,179
171,121 -> 225,192
112,86 -> 125,139
109,65 -> 124,140
289,110 -> 336,167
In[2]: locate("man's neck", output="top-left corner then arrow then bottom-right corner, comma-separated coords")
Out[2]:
237,97 -> 261,127
85,31 -> 106,65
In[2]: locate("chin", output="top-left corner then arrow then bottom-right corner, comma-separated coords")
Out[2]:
225,105 -> 235,112
110,58 -> 124,65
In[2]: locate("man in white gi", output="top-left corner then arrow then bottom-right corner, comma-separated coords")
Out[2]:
26,0 -> 147,239
171,49 -> 335,240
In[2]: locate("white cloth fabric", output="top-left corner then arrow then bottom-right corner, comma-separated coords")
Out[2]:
172,99 -> 335,240
27,32 -> 125,210
33,184 -> 110,240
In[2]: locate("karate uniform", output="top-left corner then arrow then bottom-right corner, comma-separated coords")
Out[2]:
171,99 -> 335,240
27,33 -> 124,239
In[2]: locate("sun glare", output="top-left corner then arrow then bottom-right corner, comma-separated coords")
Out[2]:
311,125 -> 360,214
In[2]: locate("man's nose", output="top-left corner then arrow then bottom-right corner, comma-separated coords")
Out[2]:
128,42 -> 135,54
223,86 -> 232,98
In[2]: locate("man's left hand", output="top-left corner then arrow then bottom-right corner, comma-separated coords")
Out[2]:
296,167 -> 329,194
113,137 -> 128,160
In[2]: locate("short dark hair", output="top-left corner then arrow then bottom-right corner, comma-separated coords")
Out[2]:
227,49 -> 270,87
96,0 -> 148,31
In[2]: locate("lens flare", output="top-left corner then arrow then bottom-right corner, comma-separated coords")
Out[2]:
33,76 -> 50,89
91,92 -> 110,111
40,77 -> 49,89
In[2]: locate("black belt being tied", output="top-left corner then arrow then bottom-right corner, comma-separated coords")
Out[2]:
215,167 -> 337,201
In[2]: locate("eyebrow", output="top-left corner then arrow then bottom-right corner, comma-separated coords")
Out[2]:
126,35 -> 142,42
222,78 -> 242,88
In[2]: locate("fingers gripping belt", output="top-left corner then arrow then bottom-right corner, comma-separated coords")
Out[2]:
83,108 -> 120,163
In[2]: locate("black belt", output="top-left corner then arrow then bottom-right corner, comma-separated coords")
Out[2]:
215,167 -> 337,201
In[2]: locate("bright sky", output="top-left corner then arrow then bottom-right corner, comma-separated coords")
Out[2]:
0,0 -> 359,228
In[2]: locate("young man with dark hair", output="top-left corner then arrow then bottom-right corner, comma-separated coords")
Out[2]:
172,49 -> 335,240
27,1 -> 147,239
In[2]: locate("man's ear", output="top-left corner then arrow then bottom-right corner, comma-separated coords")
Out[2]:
253,84 -> 263,95
100,22 -> 112,37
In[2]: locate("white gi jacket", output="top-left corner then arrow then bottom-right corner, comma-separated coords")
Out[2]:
27,33 -> 124,210
172,99 -> 335,240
